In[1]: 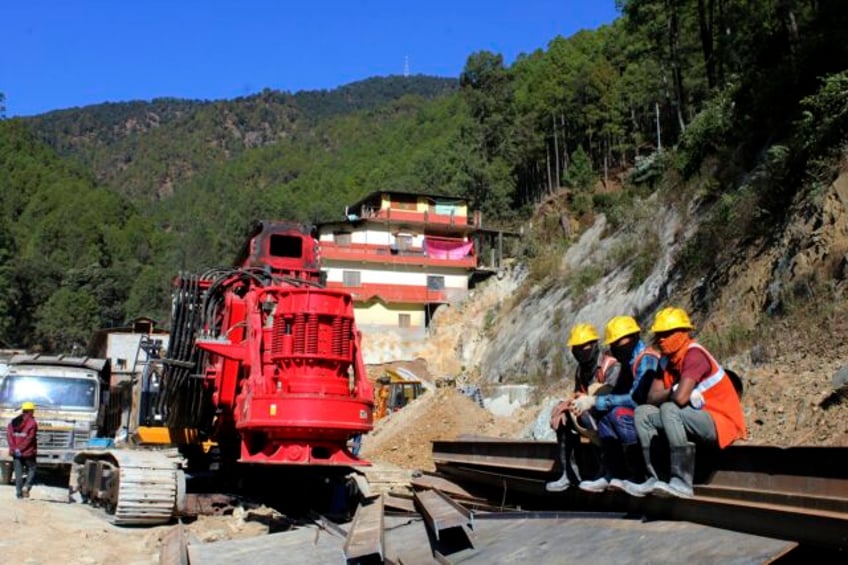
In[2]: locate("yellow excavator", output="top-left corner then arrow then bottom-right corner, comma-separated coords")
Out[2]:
374,368 -> 425,420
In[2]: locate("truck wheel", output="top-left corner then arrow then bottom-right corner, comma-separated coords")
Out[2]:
0,461 -> 12,485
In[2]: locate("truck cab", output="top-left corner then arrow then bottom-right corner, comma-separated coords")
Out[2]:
0,354 -> 110,481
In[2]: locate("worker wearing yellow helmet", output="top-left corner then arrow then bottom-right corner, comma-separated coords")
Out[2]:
627,307 -> 747,499
570,316 -> 662,496
545,323 -> 621,493
6,401 -> 39,499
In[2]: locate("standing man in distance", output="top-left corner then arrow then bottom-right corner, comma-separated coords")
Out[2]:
546,323 -> 620,492
7,401 -> 38,499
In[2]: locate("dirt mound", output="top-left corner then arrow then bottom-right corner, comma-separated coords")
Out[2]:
360,387 -> 525,472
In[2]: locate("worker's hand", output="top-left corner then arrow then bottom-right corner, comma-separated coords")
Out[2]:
14,449 -> 21,458
690,389 -> 705,409
549,400 -> 570,429
571,394 -> 595,416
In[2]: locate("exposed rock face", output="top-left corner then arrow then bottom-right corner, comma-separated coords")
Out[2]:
692,171 -> 848,336
416,171 -> 848,447
477,199 -> 685,383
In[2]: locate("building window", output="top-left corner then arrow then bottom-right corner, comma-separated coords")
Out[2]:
395,233 -> 413,251
398,314 -> 411,328
333,232 -> 352,246
427,275 -> 445,290
343,271 -> 361,287
392,197 -> 418,211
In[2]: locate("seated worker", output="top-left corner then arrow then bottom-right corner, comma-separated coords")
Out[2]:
630,307 -> 747,498
571,316 -> 660,495
546,323 -> 620,492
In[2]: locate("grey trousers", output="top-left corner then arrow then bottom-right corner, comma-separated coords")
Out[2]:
635,402 -> 718,449
14,457 -> 36,497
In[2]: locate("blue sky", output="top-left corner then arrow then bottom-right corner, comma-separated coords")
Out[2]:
2,1 -> 619,117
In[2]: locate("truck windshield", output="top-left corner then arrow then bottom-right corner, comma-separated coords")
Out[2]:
0,375 -> 97,411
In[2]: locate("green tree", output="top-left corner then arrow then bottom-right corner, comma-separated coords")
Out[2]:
565,147 -> 595,193
34,287 -> 100,353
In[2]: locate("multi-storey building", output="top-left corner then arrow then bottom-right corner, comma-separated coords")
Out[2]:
317,191 -> 480,340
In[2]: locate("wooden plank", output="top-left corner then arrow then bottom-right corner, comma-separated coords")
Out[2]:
343,495 -> 385,562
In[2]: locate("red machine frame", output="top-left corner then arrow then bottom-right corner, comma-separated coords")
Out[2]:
174,222 -> 374,465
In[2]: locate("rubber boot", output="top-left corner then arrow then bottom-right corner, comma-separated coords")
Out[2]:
653,443 -> 695,498
621,446 -> 658,497
546,432 -> 581,492
611,444 -> 645,494
579,440 -> 620,493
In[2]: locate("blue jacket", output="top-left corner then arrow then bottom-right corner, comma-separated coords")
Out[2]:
595,340 -> 660,411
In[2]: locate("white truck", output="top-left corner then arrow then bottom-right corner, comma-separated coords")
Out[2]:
0,354 -> 110,483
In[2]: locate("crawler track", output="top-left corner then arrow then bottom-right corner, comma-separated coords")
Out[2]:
71,450 -> 184,526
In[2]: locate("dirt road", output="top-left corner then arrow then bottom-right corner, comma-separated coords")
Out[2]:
0,482 -> 161,564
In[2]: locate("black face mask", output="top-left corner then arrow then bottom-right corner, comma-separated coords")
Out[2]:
610,340 -> 637,363
573,342 -> 599,367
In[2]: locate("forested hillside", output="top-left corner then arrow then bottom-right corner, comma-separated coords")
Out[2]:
2,1 -> 847,354
25,76 -> 457,202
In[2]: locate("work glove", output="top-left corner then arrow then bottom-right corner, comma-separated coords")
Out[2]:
571,394 -> 596,416
690,389 -> 705,409
14,449 -> 21,458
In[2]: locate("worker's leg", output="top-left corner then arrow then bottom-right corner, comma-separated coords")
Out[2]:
604,407 -> 643,488
546,419 -> 582,492
622,405 -> 662,497
23,457 -> 36,496
658,402 -> 716,447
652,403 -> 716,498
580,408 -> 631,492
14,457 -> 24,498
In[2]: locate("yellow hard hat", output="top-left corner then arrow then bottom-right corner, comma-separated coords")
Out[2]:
650,307 -> 695,333
21,401 -> 35,411
604,316 -> 641,345
567,323 -> 600,347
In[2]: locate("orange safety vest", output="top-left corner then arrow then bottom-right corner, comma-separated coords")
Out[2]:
632,346 -> 661,376
686,343 -> 747,448
575,353 -> 618,393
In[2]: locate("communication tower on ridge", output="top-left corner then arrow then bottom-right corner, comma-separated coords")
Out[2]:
404,55 -> 410,77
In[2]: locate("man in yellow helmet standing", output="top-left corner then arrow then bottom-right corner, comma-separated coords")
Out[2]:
6,401 -> 38,499
630,307 -> 746,498
545,323 -> 620,492
571,316 -> 661,495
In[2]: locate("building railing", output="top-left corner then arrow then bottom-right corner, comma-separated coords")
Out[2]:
358,207 -> 470,227
320,241 -> 478,268
325,281 -> 458,304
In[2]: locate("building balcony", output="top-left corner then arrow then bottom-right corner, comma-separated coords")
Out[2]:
358,207 -> 482,229
320,241 -> 478,269
325,281 -> 465,304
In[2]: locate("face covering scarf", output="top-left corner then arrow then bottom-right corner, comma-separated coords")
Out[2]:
610,340 -> 637,364
574,342 -> 599,367
657,331 -> 692,369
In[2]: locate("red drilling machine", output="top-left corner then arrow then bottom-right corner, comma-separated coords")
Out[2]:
72,221 -> 374,524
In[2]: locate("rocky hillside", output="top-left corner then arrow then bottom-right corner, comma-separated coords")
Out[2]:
414,167 -> 848,448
